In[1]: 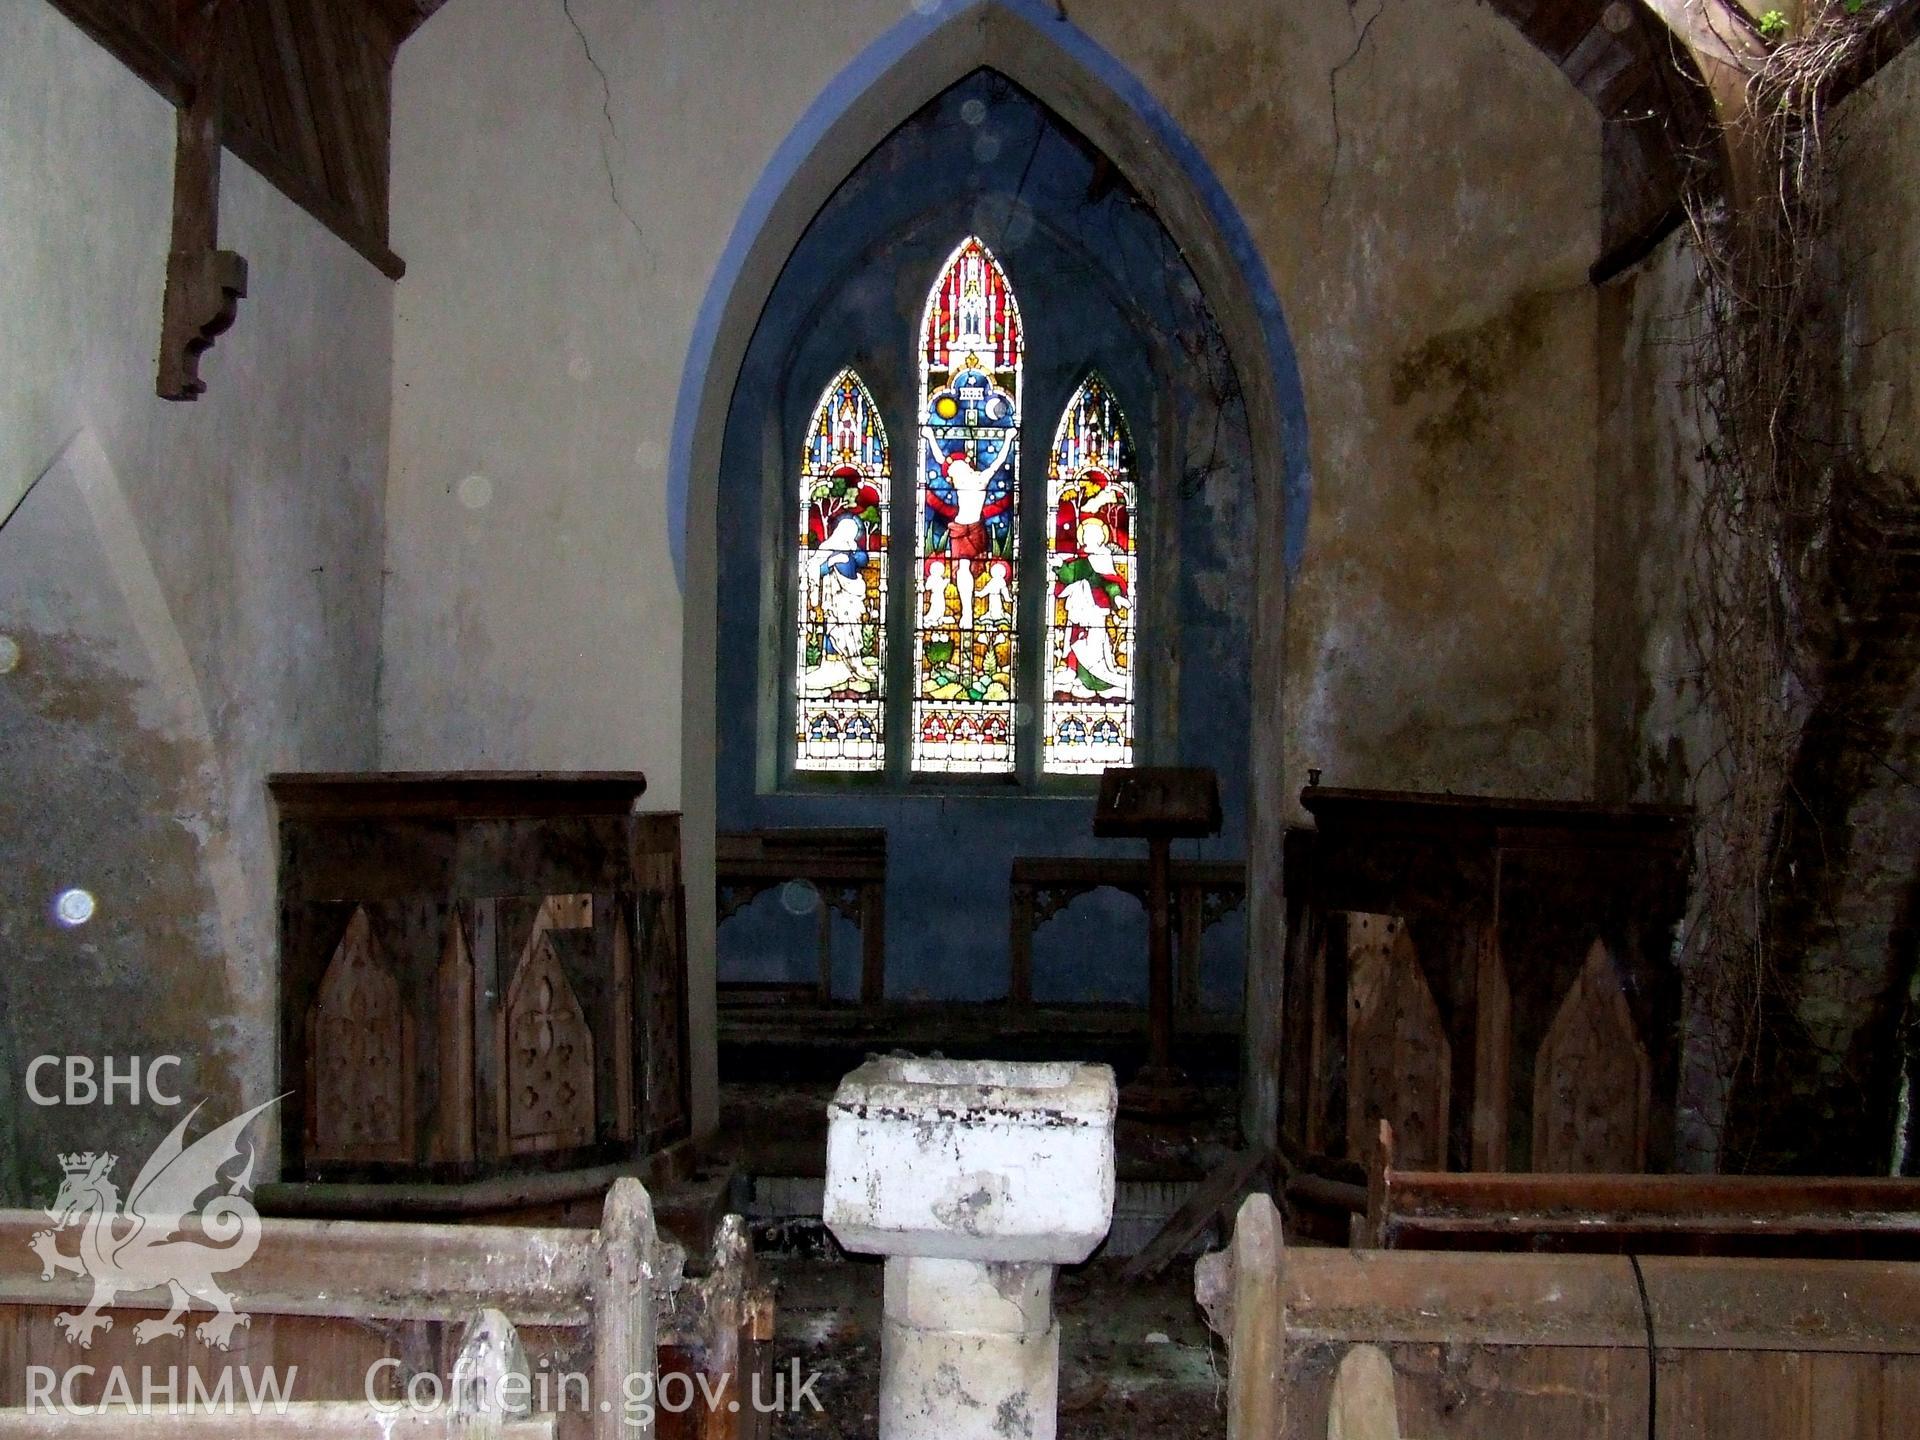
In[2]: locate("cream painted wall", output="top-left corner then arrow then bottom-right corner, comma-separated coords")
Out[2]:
384,0 -> 1603,1132
0,3 -> 391,1198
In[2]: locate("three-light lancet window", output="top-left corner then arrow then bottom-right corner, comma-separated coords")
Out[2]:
794,236 -> 1137,779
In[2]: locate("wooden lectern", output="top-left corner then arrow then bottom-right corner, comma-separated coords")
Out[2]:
1095,766 -> 1222,1117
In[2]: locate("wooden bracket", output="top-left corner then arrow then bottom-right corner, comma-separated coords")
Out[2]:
157,0 -> 246,401
158,246 -> 247,400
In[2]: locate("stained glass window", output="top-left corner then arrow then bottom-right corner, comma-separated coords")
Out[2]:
795,369 -> 890,772
1044,373 -> 1136,774
913,236 -> 1024,774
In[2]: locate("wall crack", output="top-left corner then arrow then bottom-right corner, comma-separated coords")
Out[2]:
559,0 -> 643,244
1324,0 -> 1393,214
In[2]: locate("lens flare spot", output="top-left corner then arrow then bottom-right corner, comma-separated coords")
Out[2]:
54,889 -> 95,927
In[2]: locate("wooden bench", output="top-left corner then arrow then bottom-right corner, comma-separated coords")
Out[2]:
0,1179 -> 770,1440
717,828 -> 886,1004
0,1305 -> 557,1437
1199,1192 -> 1920,1440
1008,855 -> 1244,1009
1357,1119 -> 1920,1259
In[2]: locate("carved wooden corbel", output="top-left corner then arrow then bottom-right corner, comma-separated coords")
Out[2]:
157,0 -> 246,401
157,248 -> 247,401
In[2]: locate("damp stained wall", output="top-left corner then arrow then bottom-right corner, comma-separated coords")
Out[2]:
0,4 -> 391,1201
1823,37 -> 1920,1174
1836,41 -> 1920,497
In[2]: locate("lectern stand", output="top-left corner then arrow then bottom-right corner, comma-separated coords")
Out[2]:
1094,767 -> 1222,1118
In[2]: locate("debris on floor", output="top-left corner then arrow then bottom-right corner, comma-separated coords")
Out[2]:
762,1254 -> 1226,1440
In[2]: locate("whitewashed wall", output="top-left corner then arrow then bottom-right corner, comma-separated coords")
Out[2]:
0,2 -> 391,1198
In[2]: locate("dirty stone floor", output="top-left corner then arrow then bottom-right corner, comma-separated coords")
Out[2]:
763,1252 -> 1227,1440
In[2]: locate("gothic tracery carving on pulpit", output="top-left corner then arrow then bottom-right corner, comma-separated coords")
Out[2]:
306,906 -> 415,1164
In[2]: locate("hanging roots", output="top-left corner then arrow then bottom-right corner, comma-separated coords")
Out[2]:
1675,1 -> 1883,1138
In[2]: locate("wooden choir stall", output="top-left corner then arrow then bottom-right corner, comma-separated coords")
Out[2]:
1281,785 -> 1691,1175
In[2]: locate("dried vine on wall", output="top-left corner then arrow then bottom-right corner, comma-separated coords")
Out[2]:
1675,0 -> 1890,1158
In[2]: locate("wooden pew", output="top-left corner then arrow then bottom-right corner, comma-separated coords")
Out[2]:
0,1410 -> 553,1437
1360,1120 -> 1920,1259
0,1306 -> 555,1437
0,1179 -> 767,1440
1199,1192 -> 1920,1440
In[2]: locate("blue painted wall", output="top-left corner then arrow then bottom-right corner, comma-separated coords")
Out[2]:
716,71 -> 1251,1005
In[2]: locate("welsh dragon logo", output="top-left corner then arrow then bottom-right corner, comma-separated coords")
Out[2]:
28,1097 -> 280,1350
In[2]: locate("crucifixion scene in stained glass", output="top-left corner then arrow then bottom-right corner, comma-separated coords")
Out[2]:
795,368 -> 890,772
1045,373 -> 1136,774
913,236 -> 1024,774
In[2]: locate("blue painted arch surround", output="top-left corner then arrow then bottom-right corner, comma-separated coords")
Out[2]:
667,0 -> 1312,589
667,0 -> 1311,1137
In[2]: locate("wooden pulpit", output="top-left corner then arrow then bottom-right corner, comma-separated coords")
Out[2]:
1094,766 -> 1222,1116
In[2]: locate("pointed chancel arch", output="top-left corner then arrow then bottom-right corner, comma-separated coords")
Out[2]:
1045,373 -> 1136,774
671,0 -> 1314,1140
914,236 -> 1023,774
796,369 -> 891,772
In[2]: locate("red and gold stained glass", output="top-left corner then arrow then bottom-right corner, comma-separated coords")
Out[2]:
795,369 -> 890,771
1044,373 -> 1135,774
913,236 -> 1024,774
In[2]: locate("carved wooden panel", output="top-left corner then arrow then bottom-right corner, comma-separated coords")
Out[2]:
1532,939 -> 1652,1173
611,904 -> 636,1144
305,906 -> 414,1164
429,909 -> 475,1165
1346,913 -> 1451,1170
1285,790 -> 1688,1175
500,899 -> 596,1154
642,885 -> 689,1143
1471,924 -> 1513,1171
275,776 -> 687,1180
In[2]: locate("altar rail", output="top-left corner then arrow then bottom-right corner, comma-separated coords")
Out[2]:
716,828 -> 886,1005
1200,1193 -> 1920,1440
0,1181 -> 770,1440
1008,855 -> 1245,1010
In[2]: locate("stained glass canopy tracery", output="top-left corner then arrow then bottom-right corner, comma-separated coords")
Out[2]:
912,236 -> 1024,775
795,368 -> 890,772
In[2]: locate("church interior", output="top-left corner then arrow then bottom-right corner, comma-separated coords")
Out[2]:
4,0 -> 1920,1435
